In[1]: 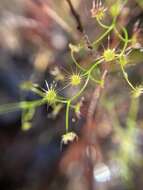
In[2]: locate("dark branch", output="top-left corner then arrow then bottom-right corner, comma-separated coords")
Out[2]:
66,0 -> 84,33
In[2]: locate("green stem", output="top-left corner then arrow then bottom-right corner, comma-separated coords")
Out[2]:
71,51 -> 86,72
120,26 -> 129,56
0,98 -> 47,114
66,101 -> 71,132
92,19 -> 115,48
81,59 -> 103,85
120,64 -> 136,91
71,74 -> 90,101
65,75 -> 90,132
126,97 -> 139,130
90,76 -> 103,85
88,59 -> 103,73
97,18 -> 111,29
119,26 -> 136,91
114,27 -> 127,42
56,99 -> 68,104
31,87 -> 45,97
92,25 -> 114,47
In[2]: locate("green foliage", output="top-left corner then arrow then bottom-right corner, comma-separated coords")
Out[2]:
0,1 -> 143,138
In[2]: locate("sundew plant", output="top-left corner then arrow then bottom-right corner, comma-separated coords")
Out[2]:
0,0 -> 143,145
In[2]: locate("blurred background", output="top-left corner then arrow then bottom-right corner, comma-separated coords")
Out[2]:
0,0 -> 143,190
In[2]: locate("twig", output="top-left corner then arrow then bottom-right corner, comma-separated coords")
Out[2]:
42,4 -> 73,34
87,69 -> 108,124
66,0 -> 93,49
66,0 -> 83,33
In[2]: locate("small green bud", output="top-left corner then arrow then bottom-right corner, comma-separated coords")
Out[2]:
61,132 -> 78,145
69,43 -> 81,53
70,74 -> 81,86
110,3 -> 121,17
22,122 -> 32,131
46,89 -> 57,104
119,55 -> 128,66
132,86 -> 143,98
90,0 -> 107,20
75,103 -> 80,115
103,48 -> 115,62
